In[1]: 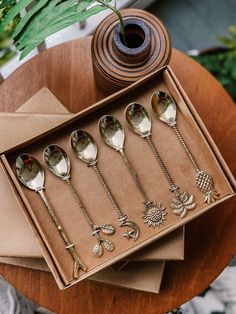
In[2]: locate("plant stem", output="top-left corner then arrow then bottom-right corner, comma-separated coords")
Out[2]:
97,0 -> 127,46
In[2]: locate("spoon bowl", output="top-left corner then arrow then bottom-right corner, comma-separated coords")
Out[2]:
99,115 -> 125,150
16,154 -> 44,190
151,91 -> 176,126
44,144 -> 70,179
125,102 -> 151,136
70,130 -> 97,164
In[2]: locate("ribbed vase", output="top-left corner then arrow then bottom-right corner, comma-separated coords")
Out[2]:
91,8 -> 172,94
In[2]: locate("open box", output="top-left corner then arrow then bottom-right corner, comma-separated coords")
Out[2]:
1,65 -> 235,289
0,88 -> 184,262
0,87 -> 185,293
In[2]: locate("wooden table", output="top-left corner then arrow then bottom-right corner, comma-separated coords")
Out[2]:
0,37 -> 235,314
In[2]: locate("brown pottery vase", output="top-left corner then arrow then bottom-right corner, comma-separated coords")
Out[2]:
91,8 -> 172,93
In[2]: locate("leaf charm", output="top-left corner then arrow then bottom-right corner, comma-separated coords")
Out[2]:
101,224 -> 115,235
93,243 -> 103,258
102,239 -> 115,252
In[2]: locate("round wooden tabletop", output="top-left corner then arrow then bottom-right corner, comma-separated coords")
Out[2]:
0,37 -> 235,314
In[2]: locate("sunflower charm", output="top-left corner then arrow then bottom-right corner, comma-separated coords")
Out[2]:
142,202 -> 167,227
196,170 -> 220,204
170,191 -> 195,218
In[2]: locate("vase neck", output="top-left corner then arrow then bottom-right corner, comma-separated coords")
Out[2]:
112,18 -> 152,64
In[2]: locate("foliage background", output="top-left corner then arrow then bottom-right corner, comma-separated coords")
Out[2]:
0,1 -> 19,66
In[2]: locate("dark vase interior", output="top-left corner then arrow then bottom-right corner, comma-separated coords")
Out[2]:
120,24 -> 145,48
113,18 -> 151,63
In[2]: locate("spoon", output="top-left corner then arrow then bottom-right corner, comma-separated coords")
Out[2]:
125,103 -> 196,218
43,144 -> 115,258
15,154 -> 86,279
70,129 -> 139,240
99,115 -> 166,228
151,91 -> 220,204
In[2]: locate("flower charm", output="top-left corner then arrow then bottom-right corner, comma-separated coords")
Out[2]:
142,202 -> 166,227
196,170 -> 220,204
170,192 -> 196,218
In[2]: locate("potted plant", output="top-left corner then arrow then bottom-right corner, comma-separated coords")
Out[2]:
0,0 -> 171,92
192,25 -> 236,102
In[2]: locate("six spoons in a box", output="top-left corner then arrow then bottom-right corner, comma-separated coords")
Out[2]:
15,97 -> 213,268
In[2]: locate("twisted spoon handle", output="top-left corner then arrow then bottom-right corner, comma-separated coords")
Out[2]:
172,124 -> 220,204
145,135 -> 196,218
65,178 -> 94,227
172,125 -> 200,172
92,163 -> 124,219
145,135 -> 179,194
119,148 -> 149,202
38,189 -> 87,278
64,179 -> 114,258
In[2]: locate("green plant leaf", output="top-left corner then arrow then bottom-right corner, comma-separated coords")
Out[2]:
12,0 -> 49,38
20,3 -> 108,59
229,25 -> 236,38
0,47 -> 16,66
17,0 -> 93,49
217,35 -> 236,49
0,0 -> 15,9
15,0 -> 62,43
192,50 -> 236,102
0,0 -> 33,32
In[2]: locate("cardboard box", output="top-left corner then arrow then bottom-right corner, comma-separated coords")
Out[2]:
0,88 -> 184,294
1,66 -> 235,289
0,88 -> 184,261
0,256 -> 165,293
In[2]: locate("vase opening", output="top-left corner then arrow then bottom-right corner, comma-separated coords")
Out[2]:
121,24 -> 145,48
113,18 -> 151,63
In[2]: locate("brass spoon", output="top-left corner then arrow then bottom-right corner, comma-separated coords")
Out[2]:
99,115 -> 166,228
43,144 -> 115,258
151,91 -> 220,204
125,103 -> 196,218
15,154 -> 87,279
70,129 -> 140,240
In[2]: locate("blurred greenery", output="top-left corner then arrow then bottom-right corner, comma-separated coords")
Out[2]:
192,26 -> 236,102
0,1 -> 19,67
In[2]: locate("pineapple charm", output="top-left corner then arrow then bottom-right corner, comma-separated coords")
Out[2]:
151,91 -> 220,205
196,170 -> 220,204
